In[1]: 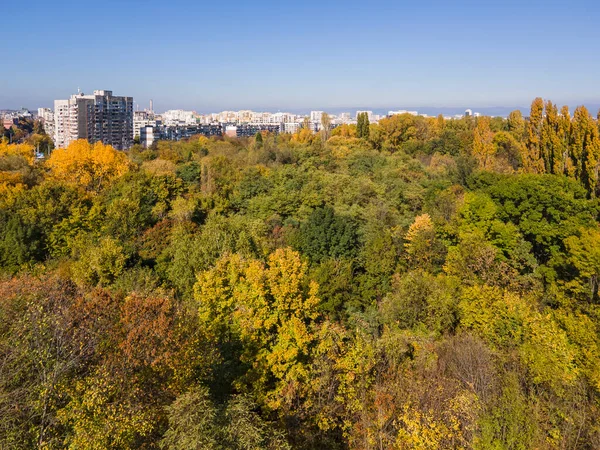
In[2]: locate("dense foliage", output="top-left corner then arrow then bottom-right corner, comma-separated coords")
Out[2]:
2,99 -> 600,449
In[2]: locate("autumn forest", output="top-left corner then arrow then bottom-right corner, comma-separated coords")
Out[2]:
2,98 -> 600,449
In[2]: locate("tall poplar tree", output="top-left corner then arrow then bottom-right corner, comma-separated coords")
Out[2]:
357,113 -> 370,139
541,101 -> 560,174
573,106 -> 600,196
558,106 -> 572,176
473,116 -> 495,169
525,98 -> 545,173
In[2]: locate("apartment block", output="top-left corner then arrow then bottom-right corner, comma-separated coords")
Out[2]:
53,90 -> 133,150
37,107 -> 55,137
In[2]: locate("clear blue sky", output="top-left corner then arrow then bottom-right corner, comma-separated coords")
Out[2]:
1,0 -> 599,112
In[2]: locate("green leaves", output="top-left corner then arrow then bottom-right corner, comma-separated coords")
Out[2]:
294,206 -> 358,264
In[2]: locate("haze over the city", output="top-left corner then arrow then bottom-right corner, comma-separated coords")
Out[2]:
2,0 -> 599,112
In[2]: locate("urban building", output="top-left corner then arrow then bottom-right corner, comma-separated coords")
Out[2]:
388,110 -> 419,116
162,124 -> 223,141
225,125 -> 237,138
310,111 -> 324,123
53,90 -> 133,150
339,112 -> 351,123
2,117 -> 17,130
162,109 -> 197,126
37,108 -> 55,137
140,126 -> 160,148
236,124 -> 280,137
133,110 -> 160,138
356,110 -> 374,122
283,122 -> 302,134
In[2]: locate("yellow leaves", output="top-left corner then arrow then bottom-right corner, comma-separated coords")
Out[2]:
404,214 -> 444,269
0,141 -> 36,189
520,312 -> 578,391
405,214 -> 434,246
193,248 -> 323,412
473,117 -> 496,170
45,140 -> 130,192
459,285 -> 529,348
58,367 -> 155,450
395,406 -> 453,450
459,285 -> 580,394
0,140 -> 35,164
395,390 -> 478,450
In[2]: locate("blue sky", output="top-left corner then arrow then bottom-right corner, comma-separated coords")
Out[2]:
1,0 -> 599,112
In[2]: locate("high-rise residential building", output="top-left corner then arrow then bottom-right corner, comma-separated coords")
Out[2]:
37,107 -> 55,138
310,111 -> 324,123
53,90 -> 133,150
339,112 -> 351,123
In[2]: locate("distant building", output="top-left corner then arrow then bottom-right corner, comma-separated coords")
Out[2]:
283,122 -> 301,134
162,109 -> 196,126
225,125 -> 237,138
464,109 -> 473,117
388,110 -> 418,116
53,90 -> 133,150
339,112 -> 351,123
356,110 -> 373,122
133,110 -> 160,138
236,123 -> 280,137
140,125 -> 160,148
37,108 -> 55,137
2,117 -> 17,130
310,111 -> 324,123
162,124 -> 223,140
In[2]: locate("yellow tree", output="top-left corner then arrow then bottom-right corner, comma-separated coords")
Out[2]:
472,116 -> 495,169
46,140 -> 130,192
571,106 -> 600,196
404,214 -> 445,270
524,98 -> 545,173
0,140 -> 36,188
507,110 -> 525,139
558,106 -> 572,176
541,101 -> 561,174
0,140 -> 35,164
194,248 -> 322,412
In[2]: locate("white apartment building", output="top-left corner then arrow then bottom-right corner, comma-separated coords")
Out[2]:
53,90 -> 133,150
37,107 -> 54,138
133,110 -> 160,138
162,109 -> 196,126
283,122 -> 301,134
388,110 -> 419,116
269,112 -> 297,124
339,112 -> 351,123
310,111 -> 324,123
140,125 -> 160,148
237,110 -> 253,122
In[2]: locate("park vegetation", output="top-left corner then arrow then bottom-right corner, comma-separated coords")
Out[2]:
1,98 -> 600,449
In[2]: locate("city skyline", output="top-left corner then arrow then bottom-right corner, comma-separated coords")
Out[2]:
9,94 -> 600,121
2,1 -> 600,111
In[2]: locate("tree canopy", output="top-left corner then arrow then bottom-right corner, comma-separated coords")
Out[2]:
2,101 -> 600,449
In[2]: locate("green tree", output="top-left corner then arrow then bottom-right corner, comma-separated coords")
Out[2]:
254,131 -> 263,148
295,205 -> 358,263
